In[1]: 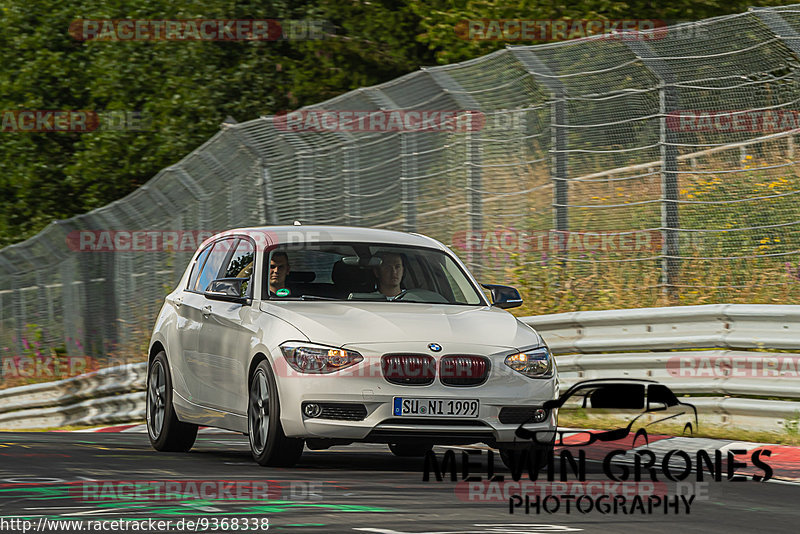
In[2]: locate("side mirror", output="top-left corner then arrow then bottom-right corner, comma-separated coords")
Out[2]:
204,278 -> 249,304
481,284 -> 523,309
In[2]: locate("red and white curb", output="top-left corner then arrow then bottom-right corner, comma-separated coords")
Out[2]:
64,423 -> 236,434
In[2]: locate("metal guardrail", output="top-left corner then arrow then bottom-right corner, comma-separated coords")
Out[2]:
1,304 -> 799,432
0,363 -> 146,429
524,304 -> 800,432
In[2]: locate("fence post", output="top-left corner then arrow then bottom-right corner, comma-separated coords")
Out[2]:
342,141 -> 360,226
553,92 -> 568,235
624,39 -> 680,301
507,49 -> 568,248
400,133 -> 418,233
424,68 -> 483,275
752,7 -> 800,166
465,126 -> 482,273
660,84 -> 680,300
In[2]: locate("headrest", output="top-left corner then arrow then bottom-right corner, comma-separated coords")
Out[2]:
332,260 -> 374,289
286,271 -> 316,283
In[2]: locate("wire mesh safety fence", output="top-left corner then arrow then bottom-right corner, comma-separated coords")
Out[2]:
3,6 -> 800,373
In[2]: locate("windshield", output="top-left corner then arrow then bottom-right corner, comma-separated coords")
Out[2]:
263,242 -> 485,305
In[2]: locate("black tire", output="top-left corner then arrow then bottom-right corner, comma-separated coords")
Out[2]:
498,443 -> 553,471
146,351 -> 198,452
388,442 -> 433,457
248,359 -> 305,467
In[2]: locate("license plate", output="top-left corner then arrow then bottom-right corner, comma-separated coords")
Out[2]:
393,397 -> 479,418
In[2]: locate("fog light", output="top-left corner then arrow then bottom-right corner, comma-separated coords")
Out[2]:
533,408 -> 547,422
303,403 -> 322,418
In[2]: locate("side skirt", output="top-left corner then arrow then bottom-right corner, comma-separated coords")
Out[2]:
172,389 -> 248,433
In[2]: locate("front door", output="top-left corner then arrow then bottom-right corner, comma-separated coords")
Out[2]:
196,237 -> 255,414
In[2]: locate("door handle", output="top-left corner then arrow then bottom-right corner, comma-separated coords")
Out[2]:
202,305 -> 212,317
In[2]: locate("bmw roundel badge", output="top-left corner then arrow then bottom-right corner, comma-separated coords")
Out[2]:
428,343 -> 442,352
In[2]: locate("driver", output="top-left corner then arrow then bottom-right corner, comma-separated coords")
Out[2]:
373,252 -> 404,297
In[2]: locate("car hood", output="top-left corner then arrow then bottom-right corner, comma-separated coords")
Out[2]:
259,301 -> 541,350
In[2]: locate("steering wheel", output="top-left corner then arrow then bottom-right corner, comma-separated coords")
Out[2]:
389,289 -> 408,301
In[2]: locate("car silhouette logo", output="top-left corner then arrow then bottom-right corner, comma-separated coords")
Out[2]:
428,343 -> 442,352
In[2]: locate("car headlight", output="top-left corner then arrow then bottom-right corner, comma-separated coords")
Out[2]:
504,346 -> 553,378
280,343 -> 363,374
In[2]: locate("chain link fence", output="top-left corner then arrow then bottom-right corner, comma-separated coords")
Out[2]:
3,6 -> 800,371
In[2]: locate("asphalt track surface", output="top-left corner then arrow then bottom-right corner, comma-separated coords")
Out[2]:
0,431 -> 798,534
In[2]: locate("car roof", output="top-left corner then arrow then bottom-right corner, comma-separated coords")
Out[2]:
212,225 -> 448,251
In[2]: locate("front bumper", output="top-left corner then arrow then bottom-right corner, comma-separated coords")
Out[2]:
273,342 -> 559,445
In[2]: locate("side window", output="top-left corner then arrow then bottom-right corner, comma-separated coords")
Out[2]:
223,239 -> 255,296
194,238 -> 236,292
187,245 -> 212,291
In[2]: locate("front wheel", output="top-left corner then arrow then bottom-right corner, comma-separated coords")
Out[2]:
146,351 -> 198,452
248,360 -> 304,467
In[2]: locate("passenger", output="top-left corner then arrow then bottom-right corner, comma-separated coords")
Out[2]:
269,251 -> 290,296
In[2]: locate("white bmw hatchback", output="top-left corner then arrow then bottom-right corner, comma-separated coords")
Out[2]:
147,226 -> 558,466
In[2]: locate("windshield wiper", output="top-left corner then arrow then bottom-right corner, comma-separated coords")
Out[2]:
299,294 -> 338,300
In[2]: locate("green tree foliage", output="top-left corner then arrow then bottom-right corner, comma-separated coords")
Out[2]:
0,0 -> 789,245
410,0 -> 791,64
0,0 -> 429,246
